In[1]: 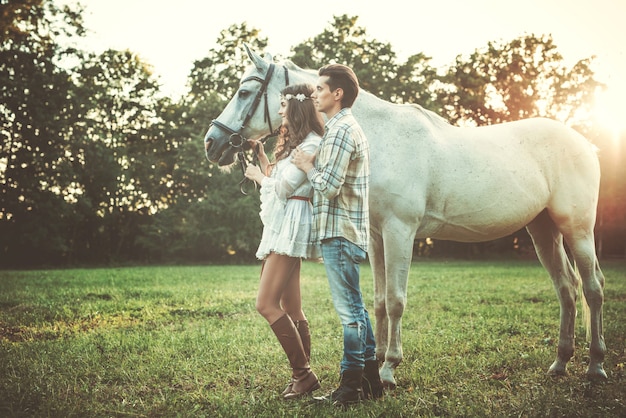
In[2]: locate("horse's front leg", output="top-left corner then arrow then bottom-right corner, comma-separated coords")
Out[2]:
368,228 -> 388,363
547,282 -> 577,377
527,217 -> 577,376
378,225 -> 414,389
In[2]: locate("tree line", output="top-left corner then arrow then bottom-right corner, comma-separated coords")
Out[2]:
1,1 -> 624,268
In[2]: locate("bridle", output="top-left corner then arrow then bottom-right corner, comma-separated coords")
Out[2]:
206,62 -> 289,194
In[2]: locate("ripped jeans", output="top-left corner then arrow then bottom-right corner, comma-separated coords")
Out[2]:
321,237 -> 377,373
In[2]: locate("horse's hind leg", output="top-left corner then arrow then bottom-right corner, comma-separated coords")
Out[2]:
562,226 -> 607,380
526,210 -> 579,376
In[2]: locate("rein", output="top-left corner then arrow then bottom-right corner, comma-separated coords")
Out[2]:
208,63 -> 289,195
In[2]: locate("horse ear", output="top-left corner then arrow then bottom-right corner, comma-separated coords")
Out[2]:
244,43 -> 268,72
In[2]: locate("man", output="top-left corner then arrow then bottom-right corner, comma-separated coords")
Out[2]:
292,64 -> 383,406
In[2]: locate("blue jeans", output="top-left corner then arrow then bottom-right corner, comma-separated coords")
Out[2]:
321,237 -> 377,373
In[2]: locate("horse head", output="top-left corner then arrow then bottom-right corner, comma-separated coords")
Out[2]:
203,44 -> 287,166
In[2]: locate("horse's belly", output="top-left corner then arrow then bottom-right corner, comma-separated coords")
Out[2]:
420,218 -> 530,242
417,197 -> 545,242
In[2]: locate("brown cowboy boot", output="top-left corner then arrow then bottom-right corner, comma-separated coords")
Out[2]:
295,320 -> 311,361
271,315 -> 320,400
282,319 -> 312,396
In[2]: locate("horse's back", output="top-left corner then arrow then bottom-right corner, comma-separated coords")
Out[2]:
362,111 -> 600,242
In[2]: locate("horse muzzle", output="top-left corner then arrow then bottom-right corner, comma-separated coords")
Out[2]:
205,126 -> 255,166
205,139 -> 236,166
202,127 -> 227,164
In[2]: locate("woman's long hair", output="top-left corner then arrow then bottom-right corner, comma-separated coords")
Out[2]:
273,84 -> 324,163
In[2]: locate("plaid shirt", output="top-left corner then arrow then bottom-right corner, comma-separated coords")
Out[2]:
307,108 -> 370,251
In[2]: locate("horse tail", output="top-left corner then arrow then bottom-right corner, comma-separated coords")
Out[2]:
576,263 -> 591,341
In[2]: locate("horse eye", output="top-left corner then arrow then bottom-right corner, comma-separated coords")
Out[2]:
238,89 -> 250,99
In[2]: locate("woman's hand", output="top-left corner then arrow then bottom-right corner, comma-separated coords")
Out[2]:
247,138 -> 270,175
247,139 -> 266,158
244,164 -> 264,185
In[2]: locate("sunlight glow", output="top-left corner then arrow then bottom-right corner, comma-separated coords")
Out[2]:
593,87 -> 625,146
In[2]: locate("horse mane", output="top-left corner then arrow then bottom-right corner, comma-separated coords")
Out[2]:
410,103 -> 452,128
282,59 -> 451,128
283,59 -> 317,77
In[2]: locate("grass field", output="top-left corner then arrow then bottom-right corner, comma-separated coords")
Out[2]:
1,259 -> 625,417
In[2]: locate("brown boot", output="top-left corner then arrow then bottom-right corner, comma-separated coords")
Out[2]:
295,320 -> 311,361
271,315 -> 320,400
282,319 -> 312,396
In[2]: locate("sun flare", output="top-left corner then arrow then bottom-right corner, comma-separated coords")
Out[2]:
593,87 -> 626,146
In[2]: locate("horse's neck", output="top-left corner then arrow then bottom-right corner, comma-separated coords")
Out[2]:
288,63 -> 395,110
286,63 -> 450,134
287,64 -> 318,85
354,90 -> 397,116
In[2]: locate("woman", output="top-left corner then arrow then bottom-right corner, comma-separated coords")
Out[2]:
244,83 -> 324,400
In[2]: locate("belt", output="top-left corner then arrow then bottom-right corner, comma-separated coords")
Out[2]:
288,196 -> 310,202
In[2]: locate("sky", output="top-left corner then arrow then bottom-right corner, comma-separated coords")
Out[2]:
61,0 -> 625,132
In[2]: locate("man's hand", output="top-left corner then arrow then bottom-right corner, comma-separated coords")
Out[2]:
292,147 -> 316,173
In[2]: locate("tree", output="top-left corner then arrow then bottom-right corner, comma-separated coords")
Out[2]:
66,48 -> 170,263
0,0 -> 87,265
441,34 -> 603,127
290,15 -> 403,101
2,5 -> 620,266
137,23 -> 271,262
186,22 -> 268,106
392,52 -> 441,109
289,15 -> 442,109
592,127 -> 626,258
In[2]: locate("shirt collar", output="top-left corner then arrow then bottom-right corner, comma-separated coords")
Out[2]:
325,108 -> 351,130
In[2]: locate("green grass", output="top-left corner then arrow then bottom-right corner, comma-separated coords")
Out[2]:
1,260 -> 625,417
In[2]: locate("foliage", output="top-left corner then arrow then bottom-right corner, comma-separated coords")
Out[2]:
0,3 -> 624,266
1,0 -> 86,264
440,34 -> 603,127
290,14 -> 440,105
186,22 -> 269,106
0,261 -> 625,416
156,22 -> 269,263
592,128 -> 626,258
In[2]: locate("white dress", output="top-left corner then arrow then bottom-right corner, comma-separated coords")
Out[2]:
255,132 -> 322,260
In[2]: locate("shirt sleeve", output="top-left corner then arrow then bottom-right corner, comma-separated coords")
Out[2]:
262,155 -> 311,201
309,126 -> 354,200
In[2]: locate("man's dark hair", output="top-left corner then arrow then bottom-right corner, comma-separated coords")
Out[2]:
318,64 -> 359,108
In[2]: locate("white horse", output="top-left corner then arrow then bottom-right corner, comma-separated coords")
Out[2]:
203,45 -> 607,387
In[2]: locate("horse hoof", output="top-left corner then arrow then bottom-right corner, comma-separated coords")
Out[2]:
379,364 -> 397,389
547,360 -> 568,377
546,368 -> 567,377
586,365 -> 608,381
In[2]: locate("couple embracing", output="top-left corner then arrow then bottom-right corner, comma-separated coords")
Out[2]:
244,64 -> 383,407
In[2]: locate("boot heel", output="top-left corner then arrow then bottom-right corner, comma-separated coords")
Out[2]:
283,371 -> 320,400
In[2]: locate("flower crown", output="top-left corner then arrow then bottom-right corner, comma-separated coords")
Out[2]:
280,93 -> 310,102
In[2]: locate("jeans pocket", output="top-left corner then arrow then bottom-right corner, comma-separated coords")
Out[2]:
348,240 -> 366,265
